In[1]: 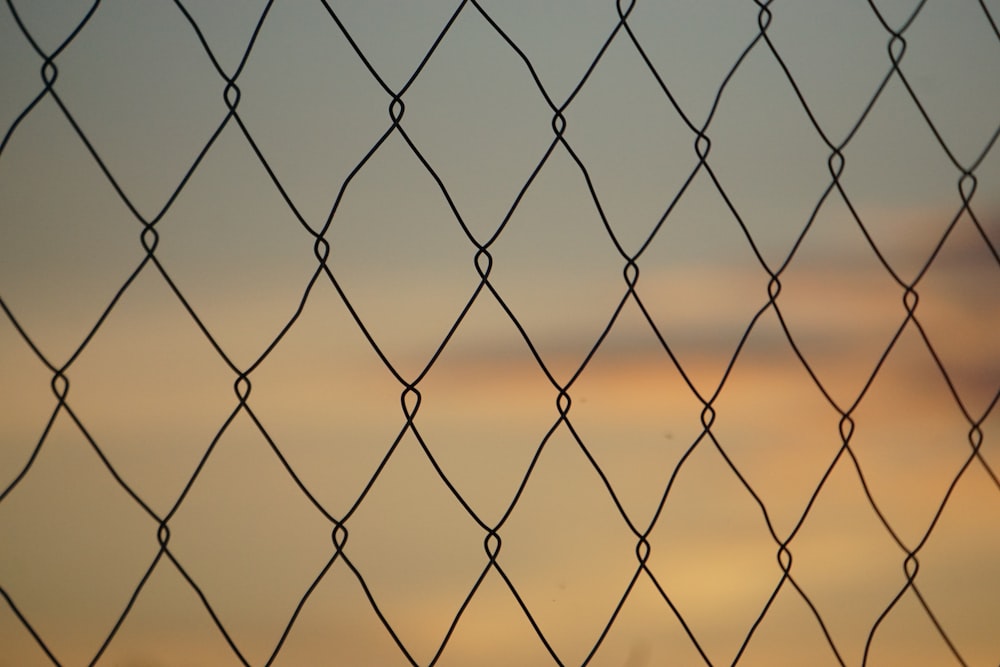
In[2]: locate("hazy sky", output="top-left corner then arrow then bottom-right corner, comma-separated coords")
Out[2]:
1,1 -> 999,666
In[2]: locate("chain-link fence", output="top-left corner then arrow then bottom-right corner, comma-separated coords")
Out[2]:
1,1 -> 999,665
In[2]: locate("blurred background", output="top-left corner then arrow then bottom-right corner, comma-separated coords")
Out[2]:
1,1 -> 998,665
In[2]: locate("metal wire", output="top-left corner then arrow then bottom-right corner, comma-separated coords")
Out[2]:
1,0 -> 998,665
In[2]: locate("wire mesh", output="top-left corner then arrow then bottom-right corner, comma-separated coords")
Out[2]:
1,0 -> 998,665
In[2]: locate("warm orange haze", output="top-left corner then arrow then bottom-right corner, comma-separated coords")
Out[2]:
1,1 -> 999,666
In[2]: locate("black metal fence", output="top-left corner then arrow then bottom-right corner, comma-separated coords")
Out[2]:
1,1 -> 998,665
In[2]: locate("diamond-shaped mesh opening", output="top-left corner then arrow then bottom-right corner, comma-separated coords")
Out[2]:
66,270 -> 235,513
153,124 -> 317,367
344,432 -> 486,665
498,426 -> 638,666
52,0 -> 225,214
0,99 -> 141,361
709,313 -> 843,537
774,193 -> 906,406
398,5 -> 555,244
910,212 -> 1000,415
628,1 -> 763,125
761,2 -> 888,143
413,297 -> 557,523
626,168 -> 771,394
705,40 -> 833,267
235,0 -> 389,230
567,301 -> 706,527
485,147 -> 624,378
245,280 -> 404,515
0,417 -> 157,665
838,77 -> 962,278
324,130 -> 478,376
645,441 -> 779,665
897,0 -> 1000,164
166,411 -> 333,664
2,2 -> 998,665
787,457 -> 905,666
562,33 -> 696,254
849,325 -> 978,545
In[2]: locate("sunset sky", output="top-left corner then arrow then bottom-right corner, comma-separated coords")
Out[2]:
1,1 -> 999,666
